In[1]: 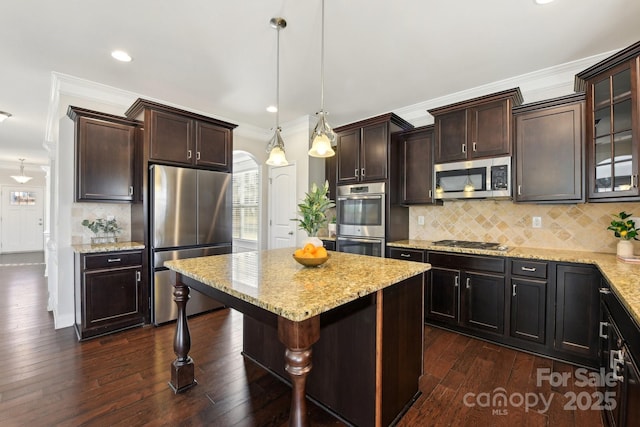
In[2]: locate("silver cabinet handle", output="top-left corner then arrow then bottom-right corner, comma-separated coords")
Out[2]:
196,151 -> 201,160
521,266 -> 536,272
187,150 -> 192,159
611,350 -> 625,381
518,185 -> 522,196
472,142 -> 477,152
599,288 -> 611,295
355,168 -> 359,177
462,143 -> 467,154
512,284 -> 517,297
454,275 -> 459,287
466,277 -> 470,289
599,321 -> 609,339
361,168 -> 365,177
428,189 -> 432,198
107,258 -> 121,263
400,253 -> 411,258
129,186 -> 134,196
136,271 -> 141,282
633,174 -> 638,188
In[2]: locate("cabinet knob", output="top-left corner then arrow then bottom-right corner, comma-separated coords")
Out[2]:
129,186 -> 134,196
462,143 -> 467,154
361,168 -> 365,177
466,277 -> 470,289
472,142 -> 477,152
355,168 -> 359,177
512,284 -> 517,297
517,185 -> 522,196
454,276 -> 459,287
428,189 -> 432,198
599,321 -> 609,339
187,150 -> 192,159
196,151 -> 201,161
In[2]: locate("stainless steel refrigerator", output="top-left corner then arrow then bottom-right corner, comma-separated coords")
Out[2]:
150,164 -> 231,325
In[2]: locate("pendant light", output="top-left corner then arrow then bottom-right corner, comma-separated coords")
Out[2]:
308,0 -> 336,158
266,17 -> 289,166
11,158 -> 33,184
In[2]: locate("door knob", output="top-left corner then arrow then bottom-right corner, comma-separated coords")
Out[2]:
288,231 -> 294,235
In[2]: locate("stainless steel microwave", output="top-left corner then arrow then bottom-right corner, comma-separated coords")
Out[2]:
434,156 -> 511,199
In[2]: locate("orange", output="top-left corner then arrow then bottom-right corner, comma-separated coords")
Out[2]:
303,243 -> 316,253
294,248 -> 304,257
315,247 -> 327,258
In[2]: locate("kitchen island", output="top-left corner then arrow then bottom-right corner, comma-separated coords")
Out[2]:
164,248 -> 430,427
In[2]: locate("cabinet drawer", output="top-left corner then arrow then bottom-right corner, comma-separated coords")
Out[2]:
389,247 -> 425,262
84,251 -> 143,270
428,251 -> 504,273
511,260 -> 547,279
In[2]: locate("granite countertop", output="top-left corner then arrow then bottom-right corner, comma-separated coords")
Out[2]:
388,239 -> 640,326
72,241 -> 145,254
164,247 -> 430,322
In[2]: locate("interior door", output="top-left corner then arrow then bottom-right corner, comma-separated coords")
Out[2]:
268,163 -> 296,249
1,186 -> 44,253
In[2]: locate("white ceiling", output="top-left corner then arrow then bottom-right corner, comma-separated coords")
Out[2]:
1,0 -> 639,169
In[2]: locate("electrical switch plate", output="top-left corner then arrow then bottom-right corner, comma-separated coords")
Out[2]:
532,216 -> 542,228
418,215 -> 425,226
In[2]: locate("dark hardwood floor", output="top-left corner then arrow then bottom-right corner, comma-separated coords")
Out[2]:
0,264 -> 604,426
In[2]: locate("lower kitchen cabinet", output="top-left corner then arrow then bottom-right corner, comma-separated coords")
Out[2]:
74,250 -> 145,340
387,247 -> 425,262
510,259 -> 548,345
600,279 -> 640,427
554,263 -> 600,366
426,251 -> 505,337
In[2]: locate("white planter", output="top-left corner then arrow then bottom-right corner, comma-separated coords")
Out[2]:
304,236 -> 323,248
617,240 -> 634,258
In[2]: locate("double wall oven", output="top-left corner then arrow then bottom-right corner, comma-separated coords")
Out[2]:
336,182 -> 386,257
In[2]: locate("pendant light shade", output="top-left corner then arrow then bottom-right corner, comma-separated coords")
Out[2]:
308,0 -> 336,158
11,158 -> 32,184
265,17 -> 289,166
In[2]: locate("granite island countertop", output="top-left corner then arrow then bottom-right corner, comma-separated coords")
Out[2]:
388,239 -> 640,326
72,241 -> 145,254
164,247 -> 430,322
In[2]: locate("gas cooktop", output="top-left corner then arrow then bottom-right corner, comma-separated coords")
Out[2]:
431,240 -> 509,252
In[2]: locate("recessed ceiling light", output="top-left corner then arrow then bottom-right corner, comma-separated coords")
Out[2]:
535,0 -> 555,4
266,105 -> 278,113
111,50 -> 132,62
0,111 -> 12,123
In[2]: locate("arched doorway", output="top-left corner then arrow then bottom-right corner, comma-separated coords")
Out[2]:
232,151 -> 261,252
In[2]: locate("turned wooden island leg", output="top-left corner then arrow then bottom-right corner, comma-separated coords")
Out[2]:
169,274 -> 197,393
277,316 -> 321,427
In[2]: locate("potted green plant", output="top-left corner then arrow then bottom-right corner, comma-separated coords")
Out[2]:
82,217 -> 122,244
607,211 -> 638,258
294,181 -> 335,246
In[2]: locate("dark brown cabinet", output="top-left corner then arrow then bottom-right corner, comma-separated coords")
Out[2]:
74,250 -> 145,340
429,88 -> 523,164
554,263 -> 600,365
513,94 -> 585,203
393,126 -> 435,204
335,113 -> 413,184
125,99 -> 237,172
426,252 -> 505,336
320,239 -> 336,251
576,40 -> 640,201
509,259 -> 548,344
68,106 -> 140,203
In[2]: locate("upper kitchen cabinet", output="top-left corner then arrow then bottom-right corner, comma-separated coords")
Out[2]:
125,99 -> 237,172
68,106 -> 140,203
392,125 -> 435,204
513,94 -> 585,203
575,40 -> 640,201
428,88 -> 523,163
334,113 -> 413,184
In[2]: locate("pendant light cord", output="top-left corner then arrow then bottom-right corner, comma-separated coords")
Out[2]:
276,24 -> 281,130
320,0 -> 326,112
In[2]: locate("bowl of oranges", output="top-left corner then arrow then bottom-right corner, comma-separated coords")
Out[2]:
293,243 -> 329,267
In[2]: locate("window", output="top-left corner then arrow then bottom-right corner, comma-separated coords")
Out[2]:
232,169 -> 259,241
10,191 -> 36,205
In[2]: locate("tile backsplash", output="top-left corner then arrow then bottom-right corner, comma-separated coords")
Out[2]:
409,201 -> 640,254
71,203 -> 132,245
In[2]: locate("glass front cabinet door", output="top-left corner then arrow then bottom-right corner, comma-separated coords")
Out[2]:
576,41 -> 640,201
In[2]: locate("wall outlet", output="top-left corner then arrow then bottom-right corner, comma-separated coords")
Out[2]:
418,215 -> 425,226
532,216 -> 542,228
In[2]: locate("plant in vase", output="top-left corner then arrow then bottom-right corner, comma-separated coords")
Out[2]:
607,211 -> 638,258
82,217 -> 122,244
293,180 -> 335,247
